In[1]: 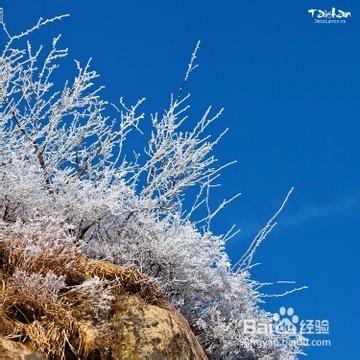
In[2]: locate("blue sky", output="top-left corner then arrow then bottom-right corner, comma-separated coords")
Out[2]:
1,1 -> 359,358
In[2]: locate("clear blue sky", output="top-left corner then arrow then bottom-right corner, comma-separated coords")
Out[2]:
1,1 -> 359,358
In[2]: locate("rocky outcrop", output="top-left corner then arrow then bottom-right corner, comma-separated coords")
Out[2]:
0,293 -> 206,360
0,237 -> 207,360
112,295 -> 206,359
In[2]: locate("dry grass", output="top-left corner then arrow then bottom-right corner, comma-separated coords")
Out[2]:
0,236 -> 164,359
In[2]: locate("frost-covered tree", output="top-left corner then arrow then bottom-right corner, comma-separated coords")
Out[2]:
0,13 -> 305,359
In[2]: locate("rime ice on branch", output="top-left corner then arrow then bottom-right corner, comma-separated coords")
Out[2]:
0,13 -> 304,360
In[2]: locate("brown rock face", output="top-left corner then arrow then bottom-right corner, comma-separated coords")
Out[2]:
112,295 -> 207,360
0,237 -> 207,359
0,294 -> 206,359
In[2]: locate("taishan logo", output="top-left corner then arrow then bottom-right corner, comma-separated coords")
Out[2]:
308,7 -> 351,24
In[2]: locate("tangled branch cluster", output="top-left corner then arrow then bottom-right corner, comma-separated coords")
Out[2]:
0,14 -> 303,359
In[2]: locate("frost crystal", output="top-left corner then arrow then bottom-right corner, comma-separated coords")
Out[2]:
0,14 -> 303,359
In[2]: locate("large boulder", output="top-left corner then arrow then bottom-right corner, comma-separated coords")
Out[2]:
112,295 -> 206,359
0,294 -> 206,360
0,237 -> 207,360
